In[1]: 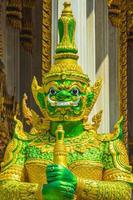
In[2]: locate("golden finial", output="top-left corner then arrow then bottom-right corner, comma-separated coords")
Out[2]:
55,124 -> 65,143
43,1 -> 89,85
55,1 -> 77,56
62,1 -> 73,16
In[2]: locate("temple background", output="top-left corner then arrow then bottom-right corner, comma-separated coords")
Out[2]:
0,0 -> 133,166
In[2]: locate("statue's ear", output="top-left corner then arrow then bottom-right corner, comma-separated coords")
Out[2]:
31,76 -> 46,114
86,79 -> 102,115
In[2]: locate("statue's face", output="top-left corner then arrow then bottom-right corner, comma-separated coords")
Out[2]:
43,79 -> 93,121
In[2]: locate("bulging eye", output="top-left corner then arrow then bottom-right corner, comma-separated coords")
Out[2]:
49,87 -> 56,95
71,88 -> 79,96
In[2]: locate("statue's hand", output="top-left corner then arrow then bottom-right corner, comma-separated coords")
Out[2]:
46,164 -> 77,188
42,181 -> 75,200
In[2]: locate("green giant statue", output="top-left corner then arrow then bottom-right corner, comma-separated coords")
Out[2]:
0,2 -> 132,200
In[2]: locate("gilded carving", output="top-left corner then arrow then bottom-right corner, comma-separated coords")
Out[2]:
42,0 -> 52,81
127,1 -> 133,42
119,0 -> 128,143
108,0 -> 121,27
0,2 -> 3,58
108,0 -> 128,143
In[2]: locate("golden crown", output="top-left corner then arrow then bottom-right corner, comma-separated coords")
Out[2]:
43,2 -> 90,85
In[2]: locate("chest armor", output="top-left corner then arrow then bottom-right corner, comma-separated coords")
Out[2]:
25,132 -> 104,184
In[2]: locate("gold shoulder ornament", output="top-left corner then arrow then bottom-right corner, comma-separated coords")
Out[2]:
97,116 -> 124,142
22,93 -> 50,135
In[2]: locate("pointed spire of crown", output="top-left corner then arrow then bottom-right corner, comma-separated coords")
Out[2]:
55,1 -> 78,61
43,2 -> 89,85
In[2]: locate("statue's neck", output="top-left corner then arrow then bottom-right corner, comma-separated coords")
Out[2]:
50,121 -> 84,138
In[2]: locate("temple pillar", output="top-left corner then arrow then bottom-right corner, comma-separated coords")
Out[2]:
1,0 -> 20,102
51,0 -> 58,64
20,1 -> 42,108
108,20 -> 119,130
20,48 -> 32,106
86,0 -> 97,124
6,27 -> 20,101
94,0 -> 110,132
86,0 -> 96,83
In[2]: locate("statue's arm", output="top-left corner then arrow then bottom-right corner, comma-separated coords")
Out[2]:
47,163 -> 132,200
75,139 -> 133,200
76,177 -> 131,200
0,137 -> 42,200
46,137 -> 132,200
0,180 -> 42,200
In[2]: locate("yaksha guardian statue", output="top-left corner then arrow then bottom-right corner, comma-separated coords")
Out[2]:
0,2 -> 132,200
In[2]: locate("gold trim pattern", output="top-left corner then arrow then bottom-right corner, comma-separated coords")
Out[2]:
42,0 -> 52,82
0,165 -> 25,181
0,2 -> 3,58
119,0 -> 128,143
69,160 -> 103,171
84,79 -> 102,119
127,1 -> 133,41
109,141 -> 132,173
1,138 -> 23,170
0,180 -> 40,200
76,176 -> 131,200
108,0 -> 121,27
103,168 -> 133,183
96,117 -> 123,142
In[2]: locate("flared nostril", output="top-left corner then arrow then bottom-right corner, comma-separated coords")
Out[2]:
56,90 -> 71,100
